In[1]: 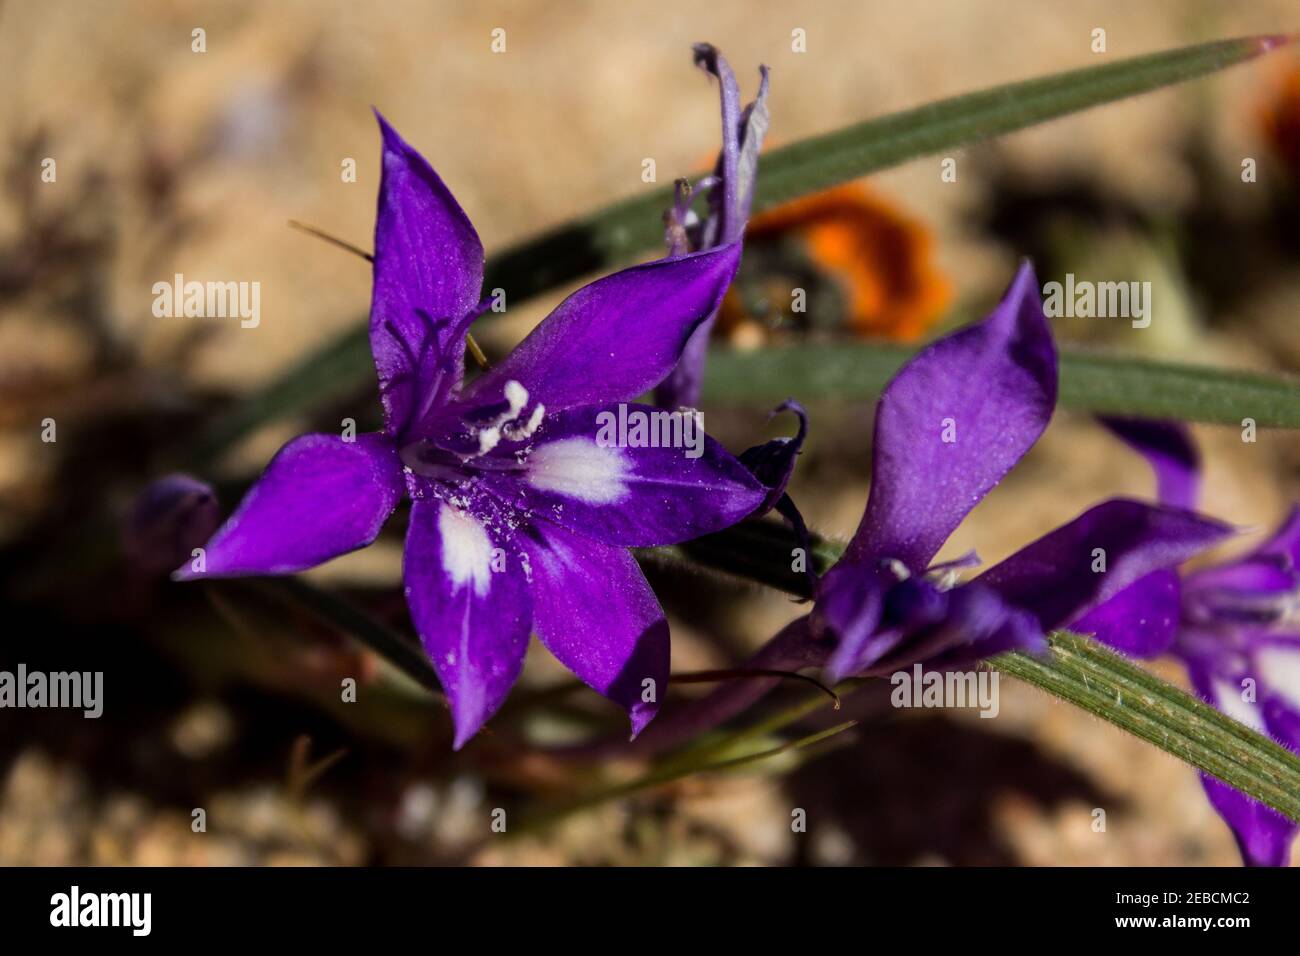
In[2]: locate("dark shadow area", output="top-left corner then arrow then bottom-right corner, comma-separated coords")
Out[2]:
785,714 -> 1122,866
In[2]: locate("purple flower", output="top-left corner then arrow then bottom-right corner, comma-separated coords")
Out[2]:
811,263 -> 1233,683
620,263 -> 1233,758
174,114 -> 766,748
656,43 -> 770,410
1079,417 -> 1300,866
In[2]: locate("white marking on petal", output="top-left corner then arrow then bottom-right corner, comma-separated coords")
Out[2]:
526,437 -> 630,504
1213,678 -> 1265,732
438,505 -> 494,597
1257,644 -> 1300,712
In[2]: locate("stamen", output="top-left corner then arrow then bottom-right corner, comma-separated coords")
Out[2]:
880,558 -> 911,582
671,667 -> 841,709
503,403 -> 545,442
466,333 -> 489,370
501,381 -> 527,414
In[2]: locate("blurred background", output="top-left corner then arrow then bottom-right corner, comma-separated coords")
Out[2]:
3,0 -> 1300,865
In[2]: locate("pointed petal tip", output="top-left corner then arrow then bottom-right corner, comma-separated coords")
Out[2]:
374,110 -> 406,151
450,716 -> 481,751
1009,258 -> 1040,302
372,106 -> 394,137
628,704 -> 657,741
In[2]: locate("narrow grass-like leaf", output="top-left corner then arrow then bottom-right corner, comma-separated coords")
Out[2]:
700,342 -> 1300,428
517,718 -> 857,833
998,634 -> 1300,821
257,577 -> 445,703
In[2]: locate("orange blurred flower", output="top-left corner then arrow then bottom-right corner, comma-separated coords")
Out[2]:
722,183 -> 950,343
1260,57 -> 1300,179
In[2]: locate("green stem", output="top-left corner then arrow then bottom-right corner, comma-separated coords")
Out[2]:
516,718 -> 858,834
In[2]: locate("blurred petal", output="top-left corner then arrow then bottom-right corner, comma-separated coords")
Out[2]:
470,245 -> 740,411
124,474 -> 220,577
174,433 -> 402,579
481,402 -> 765,546
1258,506 -> 1300,567
371,112 -> 485,435
1198,775 -> 1296,867
1098,417 -> 1200,510
655,47 -> 767,411
1195,508 -> 1300,593
733,65 -> 771,238
404,496 -> 532,749
1183,651 -> 1298,867
521,522 -> 669,737
845,262 -> 1057,573
1070,569 -> 1182,658
977,499 -> 1234,631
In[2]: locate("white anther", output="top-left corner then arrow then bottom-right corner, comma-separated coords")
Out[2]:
883,558 -> 910,581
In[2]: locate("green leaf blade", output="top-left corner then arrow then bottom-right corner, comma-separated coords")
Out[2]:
700,342 -> 1300,428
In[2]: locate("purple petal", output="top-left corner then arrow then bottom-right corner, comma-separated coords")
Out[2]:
404,495 -> 532,749
370,112 -> 484,436
816,560 -> 895,681
173,433 -> 402,579
1098,417 -> 1200,510
521,522 -> 668,737
479,402 -> 765,547
845,262 -> 1057,573
825,574 -> 1046,681
1069,570 -> 1182,658
468,246 -> 740,413
977,499 -> 1234,632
